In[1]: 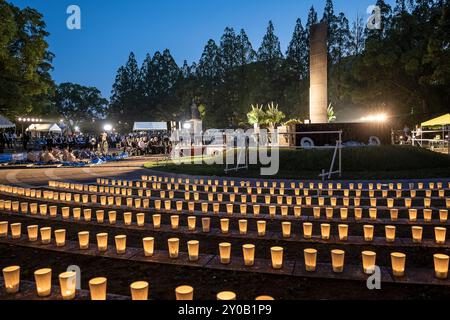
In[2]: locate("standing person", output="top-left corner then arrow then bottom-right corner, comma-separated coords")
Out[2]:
22,132 -> 30,151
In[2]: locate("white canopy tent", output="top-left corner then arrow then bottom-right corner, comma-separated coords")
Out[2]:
0,115 -> 15,129
133,122 -> 168,131
26,123 -> 62,133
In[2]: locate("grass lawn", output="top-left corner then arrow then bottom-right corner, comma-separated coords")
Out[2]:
144,146 -> 450,180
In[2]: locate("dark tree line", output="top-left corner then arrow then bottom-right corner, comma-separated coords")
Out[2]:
109,0 -> 450,131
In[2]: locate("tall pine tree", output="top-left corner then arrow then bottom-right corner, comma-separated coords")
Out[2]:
286,18 -> 308,80
257,21 -> 283,62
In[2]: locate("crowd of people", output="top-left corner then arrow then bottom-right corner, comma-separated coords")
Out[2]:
1,130 -> 172,164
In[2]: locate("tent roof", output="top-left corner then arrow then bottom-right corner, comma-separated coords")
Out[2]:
421,114 -> 450,127
0,115 -> 15,129
133,122 -> 167,131
26,123 -> 62,132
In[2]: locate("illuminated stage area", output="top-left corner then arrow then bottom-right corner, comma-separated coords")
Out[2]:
0,172 -> 449,300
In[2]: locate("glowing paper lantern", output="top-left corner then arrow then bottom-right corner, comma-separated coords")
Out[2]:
326,208 -> 334,220
434,254 -> 449,279
153,214 -> 161,229
239,220 -> 248,235
257,221 -> 266,237
78,231 -> 90,250
253,205 -> 260,216
385,226 -> 396,243
27,225 -> 38,242
369,208 -> 377,220
2,266 -> 20,293
362,251 -> 377,275
282,222 -> 291,238
40,227 -> 51,244
175,285 -> 194,300
115,235 -> 127,254
364,225 -> 374,242
143,237 -> 154,257
390,209 -> 398,222
59,271 -> 77,300
338,224 -> 348,241
321,224 -> 331,240
304,249 -> 317,272
303,223 -> 313,239
0,221 -> 8,238
217,290 -> 237,300
271,247 -> 284,270
330,249 -> 345,273
219,243 -> 231,264
188,216 -> 196,231
96,210 -> 105,223
130,281 -> 149,300
391,252 -> 406,277
354,208 -> 362,220
34,268 -> 52,297
136,213 -> 145,227
187,240 -> 199,262
435,227 -> 447,245
242,244 -> 255,266
411,226 -> 423,243
408,209 -> 418,222
168,238 -> 180,259
440,210 -> 448,223
170,215 -> 179,230
54,229 -> 66,247
108,211 -> 117,225
217,215 -> 229,232
202,218 -> 211,233
11,223 -> 21,239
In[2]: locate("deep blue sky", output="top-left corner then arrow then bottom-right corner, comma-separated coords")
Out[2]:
11,0 -> 394,98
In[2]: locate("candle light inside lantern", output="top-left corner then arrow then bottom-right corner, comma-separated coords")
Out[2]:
40,227 -> 51,244
362,251 -> 377,274
364,225 -> 374,242
354,208 -> 362,220
143,237 -> 154,257
440,210 -> 448,223
434,254 -> 449,279
253,205 -> 260,216
11,223 -> 21,239
54,229 -> 66,247
34,268 -> 52,297
303,223 -> 313,239
304,248 -> 317,272
78,231 -> 90,250
239,220 -> 248,235
409,209 -> 418,222
271,246 -> 284,270
152,214 -> 162,229
331,249 -> 345,273
187,240 -> 199,262
242,244 -> 255,266
282,222 -> 291,238
27,225 -> 38,242
220,219 -> 230,234
202,218 -> 211,233
387,209 -> 398,223
123,212 -> 132,226
39,204 -> 47,216
391,252 -> 406,277
338,224 -> 348,241
411,226 -> 423,243
59,271 -> 77,300
369,208 -> 377,220
385,225 -> 396,243
321,224 -> 331,240
170,215 -> 180,230
95,210 -> 104,224
175,285 -> 194,300
136,213 -> 145,227
217,291 -> 236,300
0,221 -> 8,238
219,243 -> 231,264
3,266 -> 20,293
269,205 -> 276,217
313,207 -> 321,219
168,238 -> 180,259
435,227 -> 447,245
325,208 -> 333,220
257,221 -> 266,237
115,235 -> 127,254
130,281 -> 149,300
89,277 -> 107,300
188,216 -> 196,231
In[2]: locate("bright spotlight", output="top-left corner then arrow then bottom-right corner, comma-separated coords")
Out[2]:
103,124 -> 113,131
361,113 -> 388,123
183,122 -> 192,130
74,126 -> 80,132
